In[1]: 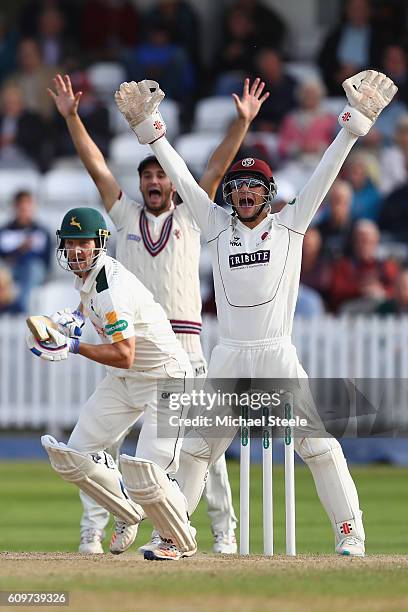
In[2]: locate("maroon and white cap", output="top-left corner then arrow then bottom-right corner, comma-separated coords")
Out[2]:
226,157 -> 274,182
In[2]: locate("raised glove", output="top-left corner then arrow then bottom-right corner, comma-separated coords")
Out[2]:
50,308 -> 85,338
27,326 -> 80,362
114,80 -> 166,144
338,70 -> 398,136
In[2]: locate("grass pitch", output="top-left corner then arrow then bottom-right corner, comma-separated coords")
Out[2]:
1,462 -> 408,611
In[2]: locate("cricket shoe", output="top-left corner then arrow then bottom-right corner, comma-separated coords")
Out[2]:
144,539 -> 197,561
144,526 -> 197,561
138,530 -> 161,554
335,536 -> 365,557
213,529 -> 237,554
109,520 -> 139,555
79,528 -> 104,554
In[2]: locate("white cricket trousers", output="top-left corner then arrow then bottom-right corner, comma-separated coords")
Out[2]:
178,337 -> 365,545
69,356 -> 191,532
79,353 -> 237,534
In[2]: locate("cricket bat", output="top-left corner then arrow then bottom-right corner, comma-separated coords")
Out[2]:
26,315 -> 59,342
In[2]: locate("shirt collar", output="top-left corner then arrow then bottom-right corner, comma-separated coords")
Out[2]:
74,253 -> 107,294
144,201 -> 175,223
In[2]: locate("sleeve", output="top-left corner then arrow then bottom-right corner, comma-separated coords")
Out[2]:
276,129 -> 358,234
109,191 -> 140,230
97,283 -> 136,344
151,137 -> 229,240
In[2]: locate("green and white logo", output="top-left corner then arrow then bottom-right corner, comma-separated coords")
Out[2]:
105,319 -> 128,335
288,198 -> 296,206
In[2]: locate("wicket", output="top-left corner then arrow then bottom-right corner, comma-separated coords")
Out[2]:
240,401 -> 296,556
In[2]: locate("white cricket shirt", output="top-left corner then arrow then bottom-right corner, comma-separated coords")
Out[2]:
75,254 -> 183,375
109,193 -> 203,356
152,129 -> 358,342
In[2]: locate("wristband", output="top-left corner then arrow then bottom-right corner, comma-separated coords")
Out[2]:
69,338 -> 80,354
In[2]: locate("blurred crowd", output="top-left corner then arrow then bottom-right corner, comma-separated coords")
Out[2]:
0,0 -> 408,318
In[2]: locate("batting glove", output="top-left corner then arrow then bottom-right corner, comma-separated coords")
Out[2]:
338,70 -> 398,136
114,80 -> 166,144
26,327 -> 79,362
50,308 -> 85,338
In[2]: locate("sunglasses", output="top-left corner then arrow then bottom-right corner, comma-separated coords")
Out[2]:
232,178 -> 267,189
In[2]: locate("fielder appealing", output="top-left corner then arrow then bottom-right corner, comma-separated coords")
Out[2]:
31,207 -> 198,561
114,70 -> 397,559
48,74 -> 268,554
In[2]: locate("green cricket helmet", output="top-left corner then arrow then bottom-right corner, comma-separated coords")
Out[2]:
56,207 -> 110,272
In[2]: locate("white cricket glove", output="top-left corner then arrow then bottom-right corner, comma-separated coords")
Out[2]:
50,308 -> 85,338
26,326 -> 80,362
114,80 -> 166,144
338,70 -> 398,136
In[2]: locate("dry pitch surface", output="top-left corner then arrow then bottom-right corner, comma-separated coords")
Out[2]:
1,552 -> 408,612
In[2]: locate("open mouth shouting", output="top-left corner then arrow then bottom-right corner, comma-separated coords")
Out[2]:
147,187 -> 162,204
239,195 -> 255,208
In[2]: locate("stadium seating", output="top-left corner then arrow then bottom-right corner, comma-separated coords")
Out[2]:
41,168 -> 101,208
87,62 -> 127,104
174,132 -> 224,176
193,96 -> 236,133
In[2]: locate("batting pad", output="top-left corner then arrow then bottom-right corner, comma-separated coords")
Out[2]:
41,435 -> 143,525
120,455 -> 197,554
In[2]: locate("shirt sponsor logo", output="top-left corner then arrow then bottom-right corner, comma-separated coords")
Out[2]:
229,250 -> 270,268
105,319 -> 129,335
288,198 -> 296,206
127,233 -> 141,242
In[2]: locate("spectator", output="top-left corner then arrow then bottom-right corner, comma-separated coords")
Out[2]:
0,191 -> 52,313
300,227 -> 332,302
318,0 -> 389,96
234,0 -> 287,51
36,6 -> 73,67
378,178 -> 408,243
317,180 -> 354,258
329,220 -> 399,313
213,7 -> 259,95
6,38 -> 60,120
18,1 -> 79,43
80,0 -> 140,60
379,114 -> 408,196
0,14 -> 19,86
124,21 -> 195,103
0,84 -> 51,172
343,152 -> 382,221
53,71 -> 111,158
377,268 -> 408,315
251,48 -> 297,132
295,283 -> 325,317
144,1 -> 200,66
278,79 -> 337,159
382,44 -> 408,106
0,265 -> 19,314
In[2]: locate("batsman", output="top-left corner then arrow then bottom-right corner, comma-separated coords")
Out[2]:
27,207 -> 198,560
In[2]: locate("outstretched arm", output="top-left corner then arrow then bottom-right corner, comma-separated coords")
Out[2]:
199,78 -> 269,199
114,80 -> 229,237
277,70 -> 398,234
48,74 -> 120,212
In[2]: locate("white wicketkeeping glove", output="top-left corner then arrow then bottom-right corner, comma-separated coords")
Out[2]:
338,70 -> 398,136
114,80 -> 166,144
50,308 -> 85,338
26,326 -> 80,362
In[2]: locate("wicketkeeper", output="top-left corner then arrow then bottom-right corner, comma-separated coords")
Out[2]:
114,69 -> 397,557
